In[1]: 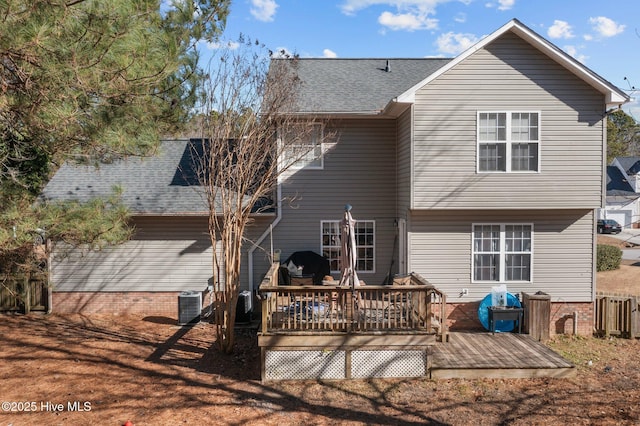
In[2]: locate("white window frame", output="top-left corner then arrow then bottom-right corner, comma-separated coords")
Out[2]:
471,223 -> 533,283
476,111 -> 541,173
281,124 -> 324,170
321,220 -> 375,274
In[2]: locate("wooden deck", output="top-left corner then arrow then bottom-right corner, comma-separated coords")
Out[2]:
430,331 -> 575,379
256,263 -> 575,381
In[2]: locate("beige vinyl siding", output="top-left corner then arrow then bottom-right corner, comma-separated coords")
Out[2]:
53,215 -> 275,293
255,118 -> 398,285
52,216 -> 214,292
412,32 -> 605,210
397,107 -> 412,219
408,209 -> 595,302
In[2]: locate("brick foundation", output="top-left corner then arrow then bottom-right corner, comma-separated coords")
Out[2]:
445,301 -> 594,337
52,292 -> 200,316
53,291 -> 594,337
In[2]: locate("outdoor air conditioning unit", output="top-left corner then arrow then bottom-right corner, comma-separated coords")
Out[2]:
236,290 -> 253,323
178,291 -> 202,325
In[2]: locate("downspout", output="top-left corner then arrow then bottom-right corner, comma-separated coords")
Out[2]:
248,182 -> 282,294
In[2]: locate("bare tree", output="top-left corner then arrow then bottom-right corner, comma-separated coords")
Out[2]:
196,38 -> 336,353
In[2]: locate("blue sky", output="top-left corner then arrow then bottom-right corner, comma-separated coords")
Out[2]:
200,0 -> 640,117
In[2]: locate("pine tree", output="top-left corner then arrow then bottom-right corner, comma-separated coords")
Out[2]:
0,0 -> 229,271
607,109 -> 640,163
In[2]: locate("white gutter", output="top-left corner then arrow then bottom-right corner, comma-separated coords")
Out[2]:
248,182 -> 282,294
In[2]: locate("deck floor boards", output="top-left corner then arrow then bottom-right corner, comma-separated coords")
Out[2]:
430,331 -> 575,379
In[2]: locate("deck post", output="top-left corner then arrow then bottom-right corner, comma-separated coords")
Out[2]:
261,297 -> 268,334
346,290 -> 354,330
345,350 -> 352,379
260,347 -> 266,383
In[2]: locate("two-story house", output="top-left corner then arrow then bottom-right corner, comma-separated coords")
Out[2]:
43,19 -> 627,334
250,18 -> 628,335
602,156 -> 640,228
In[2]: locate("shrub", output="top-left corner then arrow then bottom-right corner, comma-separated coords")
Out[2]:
597,244 -> 622,272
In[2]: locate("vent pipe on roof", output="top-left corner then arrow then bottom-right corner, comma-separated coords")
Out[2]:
385,60 -> 390,72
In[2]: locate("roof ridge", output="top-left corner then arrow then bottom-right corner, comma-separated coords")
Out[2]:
273,57 -> 454,61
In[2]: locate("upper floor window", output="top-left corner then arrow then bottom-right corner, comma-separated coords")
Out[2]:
477,112 -> 540,173
472,223 -> 533,282
321,220 -> 375,273
282,124 -> 323,170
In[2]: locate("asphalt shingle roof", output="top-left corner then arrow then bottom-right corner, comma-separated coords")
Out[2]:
606,165 -> 637,196
614,156 -> 640,176
42,59 -> 454,214
285,58 -> 453,113
40,140 -> 210,215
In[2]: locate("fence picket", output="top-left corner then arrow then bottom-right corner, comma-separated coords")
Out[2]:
595,292 -> 640,339
0,273 -> 48,312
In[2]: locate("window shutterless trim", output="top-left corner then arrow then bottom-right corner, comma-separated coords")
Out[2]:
471,222 -> 534,283
281,124 -> 324,171
476,111 -> 541,173
320,219 -> 376,274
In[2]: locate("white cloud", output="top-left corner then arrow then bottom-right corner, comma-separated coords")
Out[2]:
198,39 -> 240,51
341,0 -> 455,15
547,20 -> 574,39
436,32 -> 480,55
623,98 -> 640,122
485,0 -> 515,10
250,0 -> 278,22
323,49 -> 338,58
589,16 -> 625,38
454,13 -> 467,23
497,0 -> 515,10
563,45 -> 588,63
378,11 -> 438,31
583,34 -> 593,41
340,0 -> 460,31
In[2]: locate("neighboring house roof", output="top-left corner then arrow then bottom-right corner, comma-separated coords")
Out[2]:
41,140 -> 210,216
613,156 -> 640,176
606,165 -> 637,196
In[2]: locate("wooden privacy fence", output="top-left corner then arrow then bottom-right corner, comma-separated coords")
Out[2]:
0,273 -> 48,313
594,292 -> 640,339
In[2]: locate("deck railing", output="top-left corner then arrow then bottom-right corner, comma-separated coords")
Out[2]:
258,263 -> 447,339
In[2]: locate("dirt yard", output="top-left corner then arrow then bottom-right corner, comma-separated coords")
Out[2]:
0,239 -> 638,425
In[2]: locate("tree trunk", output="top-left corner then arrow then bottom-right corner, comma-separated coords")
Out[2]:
212,218 -> 245,354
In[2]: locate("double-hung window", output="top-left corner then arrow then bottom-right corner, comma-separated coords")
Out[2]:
477,112 -> 540,172
281,124 -> 323,170
321,220 -> 375,273
472,224 -> 532,282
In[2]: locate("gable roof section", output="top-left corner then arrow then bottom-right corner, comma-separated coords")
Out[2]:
606,165 -> 637,196
287,58 -> 452,115
284,19 -> 628,117
41,140 -> 210,216
395,18 -> 629,108
613,156 -> 640,176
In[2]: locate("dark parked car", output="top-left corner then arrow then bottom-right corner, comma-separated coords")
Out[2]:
597,219 -> 622,234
